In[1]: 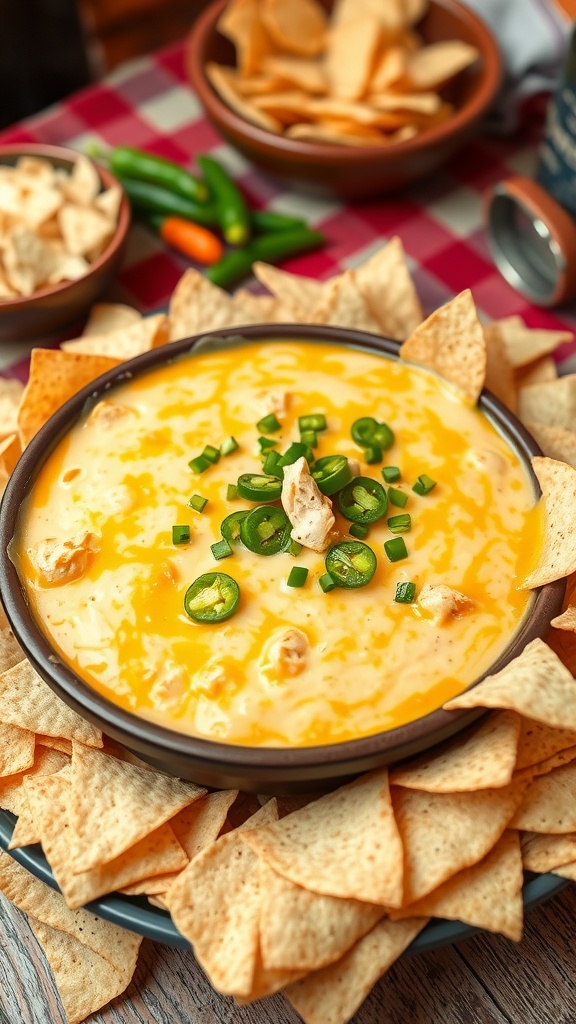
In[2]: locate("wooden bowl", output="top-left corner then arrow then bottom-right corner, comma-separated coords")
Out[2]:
0,143 -> 130,342
0,324 -> 564,793
185,0 -> 502,199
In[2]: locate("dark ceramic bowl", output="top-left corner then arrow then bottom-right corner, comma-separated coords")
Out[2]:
185,0 -> 502,199
0,143 -> 130,342
0,325 -> 564,792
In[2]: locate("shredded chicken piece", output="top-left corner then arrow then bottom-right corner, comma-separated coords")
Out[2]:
418,584 -> 474,625
149,664 -> 188,711
469,448 -> 508,475
86,401 -> 133,429
254,388 -> 289,419
29,530 -> 100,585
265,627 -> 310,677
281,456 -> 335,552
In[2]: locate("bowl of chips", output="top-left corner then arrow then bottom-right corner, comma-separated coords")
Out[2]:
185,0 -> 501,198
0,143 -> 130,342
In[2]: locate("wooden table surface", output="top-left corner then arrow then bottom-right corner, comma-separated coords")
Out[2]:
2,883 -> 576,1024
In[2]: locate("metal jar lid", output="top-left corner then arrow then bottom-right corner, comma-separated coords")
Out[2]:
485,176 -> 576,307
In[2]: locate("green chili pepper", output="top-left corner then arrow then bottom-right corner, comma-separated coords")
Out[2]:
325,541 -> 377,589
120,177 -> 218,226
311,455 -> 352,496
197,154 -> 251,246
251,209 -> 307,233
184,572 -> 240,623
240,506 -> 292,556
110,146 -> 209,204
338,477 -> 388,524
237,473 -> 283,502
221,509 -> 250,545
205,227 -> 325,290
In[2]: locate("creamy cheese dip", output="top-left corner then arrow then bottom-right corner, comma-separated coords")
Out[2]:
14,340 -> 540,747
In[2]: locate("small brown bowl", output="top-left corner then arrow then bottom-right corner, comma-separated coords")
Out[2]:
0,325 -> 564,792
0,143 -> 130,342
185,0 -> 502,199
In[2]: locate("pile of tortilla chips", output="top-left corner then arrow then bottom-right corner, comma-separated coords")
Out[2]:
0,155 -> 121,300
206,0 -> 479,146
3,239 -> 576,1024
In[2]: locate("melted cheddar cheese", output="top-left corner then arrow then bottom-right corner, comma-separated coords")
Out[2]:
14,340 -> 540,747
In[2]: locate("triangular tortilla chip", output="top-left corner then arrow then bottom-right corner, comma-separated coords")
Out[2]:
259,860 -> 384,972
444,638 -> 576,728
483,322 -> 517,412
511,762 -> 576,833
168,268 -> 261,341
28,916 -> 139,1024
516,355 -> 557,387
390,710 -> 520,792
310,269 -> 383,333
399,289 -> 486,402
242,770 -> 404,907
168,789 -> 238,860
165,801 -> 279,998
82,302 -> 142,337
253,261 -> 325,317
0,433 -> 21,493
62,312 -> 168,358
285,917 -> 427,1024
0,378 -> 24,440
390,831 -> 523,941
515,717 -> 576,771
521,830 -> 576,872
518,376 -> 576,432
391,779 -> 526,904
524,421 -> 576,470
0,746 -> 69,816
354,237 -> 422,340
68,743 -> 205,872
492,316 -> 571,369
0,721 -> 35,777
0,660 -> 102,747
519,457 -> 576,588
18,348 -> 120,447
0,627 -> 24,674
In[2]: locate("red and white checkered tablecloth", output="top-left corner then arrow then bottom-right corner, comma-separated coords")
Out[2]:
2,40 -> 576,383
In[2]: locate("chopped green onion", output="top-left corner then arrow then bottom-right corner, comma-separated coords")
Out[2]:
262,450 -> 283,477
221,436 -> 239,456
299,429 -> 318,448
258,436 -> 277,452
289,539 -> 303,556
298,413 -> 326,432
349,523 -> 369,540
189,454 -> 211,474
384,537 -> 408,562
287,566 -> 308,588
278,441 -> 314,467
226,483 -> 238,500
319,572 -> 336,593
364,446 -> 382,465
202,444 -> 220,465
395,581 -> 416,604
413,474 -> 437,496
388,487 -> 408,508
257,412 -> 282,434
382,466 -> 400,483
172,525 -> 190,545
387,514 -> 411,534
211,538 -> 233,560
188,494 -> 208,513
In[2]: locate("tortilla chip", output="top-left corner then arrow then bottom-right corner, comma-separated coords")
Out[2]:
62,312 -> 168,359
0,379 -> 24,440
165,801 -> 279,998
516,355 -> 557,387
403,40 -> 479,90
36,735 -> 73,755
232,288 -> 292,321
492,317 -> 571,369
58,203 -> 114,258
285,917 -> 427,1024
82,302 -> 142,337
0,852 -> 142,964
18,348 -> 120,447
521,830 -> 576,872
390,711 -> 520,793
259,860 -> 384,971
169,789 -> 238,860
242,770 -> 404,906
0,660 -> 102,747
0,432 -> 19,495
518,376 -> 576,433
511,762 -> 576,833
236,947 -> 304,1003
0,627 -> 24,674
483,323 -> 517,412
552,860 -> 576,881
94,185 -> 123,222
353,236 -> 423,339
0,746 -> 69,816
3,227 -> 56,294
253,261 -> 325,317
311,269 -> 383,332
61,155 -> 101,208
390,831 -> 523,941
168,267 -> 261,341
515,717 -> 576,771
7,797 -> 41,848
206,63 -> 283,132
262,0 -> 327,56
392,780 -> 525,905
217,0 -> 275,76
519,457 -> 576,588
369,46 -> 408,92
263,54 -> 327,92
28,916 -> 139,1024
399,289 -> 486,402
118,872 -> 182,896
516,744 -> 576,783
524,421 -> 576,470
26,770 -> 188,908
326,13 -> 382,100
68,742 -> 205,872
0,721 -> 35,777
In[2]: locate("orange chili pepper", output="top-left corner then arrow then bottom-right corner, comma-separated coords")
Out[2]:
158,216 -> 223,265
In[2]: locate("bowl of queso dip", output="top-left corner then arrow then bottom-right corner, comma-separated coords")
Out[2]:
0,325 -> 564,791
